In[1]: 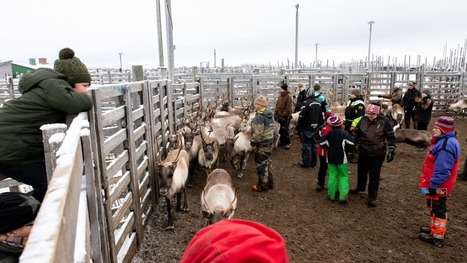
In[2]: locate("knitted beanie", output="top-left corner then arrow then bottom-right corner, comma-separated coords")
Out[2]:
0,192 -> 41,234
181,219 -> 289,263
328,114 -> 342,127
280,83 -> 288,91
350,88 -> 360,96
54,48 -> 91,84
434,116 -> 454,134
324,111 -> 333,121
254,95 -> 268,108
366,103 -> 381,115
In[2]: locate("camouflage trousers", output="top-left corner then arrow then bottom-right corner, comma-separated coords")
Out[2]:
254,144 -> 274,190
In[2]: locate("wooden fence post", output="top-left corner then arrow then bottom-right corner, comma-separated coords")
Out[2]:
40,123 -> 67,182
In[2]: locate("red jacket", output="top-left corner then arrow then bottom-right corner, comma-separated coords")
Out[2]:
317,124 -> 331,156
419,132 -> 460,197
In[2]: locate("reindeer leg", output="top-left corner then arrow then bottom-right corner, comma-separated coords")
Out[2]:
165,197 -> 174,230
176,192 -> 182,212
182,187 -> 189,212
187,160 -> 196,188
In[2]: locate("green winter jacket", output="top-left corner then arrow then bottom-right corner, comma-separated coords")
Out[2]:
0,68 -> 93,164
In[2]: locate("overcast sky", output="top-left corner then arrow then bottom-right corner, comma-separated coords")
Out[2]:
2,0 -> 466,69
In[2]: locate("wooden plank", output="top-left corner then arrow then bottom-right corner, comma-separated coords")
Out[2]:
103,129 -> 127,156
112,193 -> 132,229
106,151 -> 129,179
109,171 -> 131,205
115,212 -> 135,253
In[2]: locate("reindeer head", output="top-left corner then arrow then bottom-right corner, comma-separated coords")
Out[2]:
157,162 -> 177,196
202,190 -> 237,225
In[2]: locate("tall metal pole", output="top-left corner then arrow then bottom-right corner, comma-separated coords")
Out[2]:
118,53 -> 123,72
314,43 -> 319,68
367,21 -> 375,70
294,4 -> 299,68
155,0 -> 164,67
165,0 -> 175,82
214,49 -> 216,68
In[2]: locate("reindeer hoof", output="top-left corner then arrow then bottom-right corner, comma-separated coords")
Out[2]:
165,225 -> 175,231
187,183 -> 193,188
237,173 -> 243,178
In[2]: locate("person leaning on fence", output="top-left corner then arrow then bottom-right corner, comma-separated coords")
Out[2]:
295,88 -> 324,169
181,218 -> 290,263
0,47 -> 93,202
319,114 -> 355,204
350,103 -> 396,207
0,192 -> 41,262
418,117 -> 460,248
294,83 -> 307,113
275,83 -> 293,149
377,83 -> 402,105
251,95 -> 275,192
401,81 -> 421,129
415,89 -> 433,131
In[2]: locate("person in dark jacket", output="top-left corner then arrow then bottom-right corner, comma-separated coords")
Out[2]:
275,83 -> 293,149
415,89 -> 433,131
0,48 -> 93,202
350,103 -> 396,207
344,88 -> 365,163
251,96 -> 275,192
401,81 -> 421,129
294,83 -> 307,113
418,117 -> 460,247
319,114 -> 354,203
377,83 -> 403,105
295,88 -> 324,168
0,192 -> 41,262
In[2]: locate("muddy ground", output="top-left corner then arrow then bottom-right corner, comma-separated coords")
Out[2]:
133,116 -> 467,263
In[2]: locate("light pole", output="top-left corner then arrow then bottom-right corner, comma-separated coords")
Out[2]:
294,3 -> 299,68
367,21 -> 375,70
314,43 -> 319,68
118,52 -> 123,72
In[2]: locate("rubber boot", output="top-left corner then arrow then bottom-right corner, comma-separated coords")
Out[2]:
418,233 -> 444,247
420,226 -> 431,234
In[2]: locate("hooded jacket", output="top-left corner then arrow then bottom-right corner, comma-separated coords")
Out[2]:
251,108 -> 275,145
0,68 -> 93,164
419,131 -> 460,197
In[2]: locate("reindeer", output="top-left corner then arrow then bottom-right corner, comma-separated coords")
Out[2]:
394,128 -> 431,148
156,133 -> 190,230
201,168 -> 237,225
449,99 -> 467,119
198,127 -> 220,174
386,104 -> 405,130
225,120 -> 252,178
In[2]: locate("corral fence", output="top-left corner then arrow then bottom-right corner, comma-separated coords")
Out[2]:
0,69 -> 466,262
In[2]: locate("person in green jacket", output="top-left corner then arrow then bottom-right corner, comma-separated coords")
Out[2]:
0,48 -> 93,202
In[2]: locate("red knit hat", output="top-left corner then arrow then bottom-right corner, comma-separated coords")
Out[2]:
434,116 -> 454,134
181,219 -> 289,263
324,111 -> 333,121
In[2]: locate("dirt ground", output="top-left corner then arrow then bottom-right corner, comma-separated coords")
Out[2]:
133,116 -> 467,263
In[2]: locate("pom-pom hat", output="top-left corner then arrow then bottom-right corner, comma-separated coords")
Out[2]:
328,114 -> 342,127
53,47 -> 91,84
366,104 -> 381,115
434,116 -> 454,134
254,95 -> 268,108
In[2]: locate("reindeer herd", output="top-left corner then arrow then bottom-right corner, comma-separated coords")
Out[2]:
156,99 -> 280,229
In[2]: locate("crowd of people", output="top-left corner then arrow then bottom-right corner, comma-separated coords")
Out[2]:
247,80 -> 462,250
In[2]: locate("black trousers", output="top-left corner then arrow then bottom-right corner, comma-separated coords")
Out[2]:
356,150 -> 385,200
0,162 -> 48,202
278,117 -> 290,146
317,155 -> 328,187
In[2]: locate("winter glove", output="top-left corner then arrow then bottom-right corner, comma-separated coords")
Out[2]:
377,95 -> 383,98
428,188 -> 437,195
386,146 -> 395,163
420,188 -> 429,194
250,140 -> 259,147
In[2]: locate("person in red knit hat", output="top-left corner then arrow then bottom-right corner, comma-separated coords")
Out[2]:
418,116 -> 460,247
181,219 -> 289,263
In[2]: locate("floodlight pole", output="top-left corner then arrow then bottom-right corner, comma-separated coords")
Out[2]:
294,3 -> 299,68
118,53 -> 123,72
367,20 -> 375,70
315,43 -> 319,68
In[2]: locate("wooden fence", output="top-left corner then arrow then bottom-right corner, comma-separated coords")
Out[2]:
2,69 -> 467,262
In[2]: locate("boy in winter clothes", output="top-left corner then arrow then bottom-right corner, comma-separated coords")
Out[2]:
319,114 -> 355,203
415,89 -> 433,131
401,81 -> 421,129
275,83 -> 293,149
294,83 -> 307,113
315,111 -> 333,191
418,117 -> 460,247
251,96 -> 275,192
0,48 -> 93,202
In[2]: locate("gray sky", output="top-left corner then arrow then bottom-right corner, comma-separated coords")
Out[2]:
2,0 -> 466,68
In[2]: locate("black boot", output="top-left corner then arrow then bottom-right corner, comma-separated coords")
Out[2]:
367,198 -> 377,207
418,233 -> 444,247
420,226 -> 431,234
